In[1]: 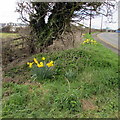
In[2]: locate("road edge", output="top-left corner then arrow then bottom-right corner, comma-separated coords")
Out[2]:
96,33 -> 119,51
92,32 -> 120,55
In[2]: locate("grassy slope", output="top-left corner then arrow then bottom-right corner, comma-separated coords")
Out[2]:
2,34 -> 119,118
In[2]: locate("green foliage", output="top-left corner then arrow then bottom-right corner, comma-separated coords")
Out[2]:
54,91 -> 82,112
31,65 -> 54,81
65,69 -> 78,81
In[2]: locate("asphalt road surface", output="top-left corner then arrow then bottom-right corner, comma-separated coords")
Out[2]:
96,32 -> 120,54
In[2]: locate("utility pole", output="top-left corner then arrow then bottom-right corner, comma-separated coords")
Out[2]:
89,14 -> 92,34
100,15 -> 103,32
89,6 -> 92,34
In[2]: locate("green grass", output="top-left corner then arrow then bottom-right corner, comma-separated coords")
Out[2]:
0,33 -> 19,38
2,34 -> 119,118
84,33 -> 95,40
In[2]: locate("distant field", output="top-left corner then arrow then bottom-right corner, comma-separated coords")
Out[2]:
0,33 -> 19,38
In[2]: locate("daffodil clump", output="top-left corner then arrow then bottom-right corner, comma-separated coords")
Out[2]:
27,57 -> 54,68
27,57 -> 55,81
82,39 -> 97,45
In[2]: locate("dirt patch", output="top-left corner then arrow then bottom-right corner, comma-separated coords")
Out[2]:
3,77 -> 23,84
24,81 -> 42,87
3,56 -> 33,72
3,77 -> 17,83
81,99 -> 98,111
3,90 -> 13,97
45,30 -> 83,52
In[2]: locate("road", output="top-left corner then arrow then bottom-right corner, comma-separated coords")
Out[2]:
93,32 -> 119,54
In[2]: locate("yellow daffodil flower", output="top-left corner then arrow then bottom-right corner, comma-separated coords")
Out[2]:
86,39 -> 90,41
50,61 -> 53,64
91,40 -> 93,42
40,62 -> 44,65
27,62 -> 30,65
34,58 -> 38,64
27,62 -> 34,68
40,62 -> 43,64
37,64 -> 44,68
46,61 -> 54,67
37,62 -> 44,68
42,57 -> 45,60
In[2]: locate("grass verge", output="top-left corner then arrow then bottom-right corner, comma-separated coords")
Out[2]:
2,34 -> 119,118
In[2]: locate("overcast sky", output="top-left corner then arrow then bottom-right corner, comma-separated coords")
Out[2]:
0,0 -> 119,30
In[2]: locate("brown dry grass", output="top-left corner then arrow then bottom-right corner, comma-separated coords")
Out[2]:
81,99 -> 98,111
